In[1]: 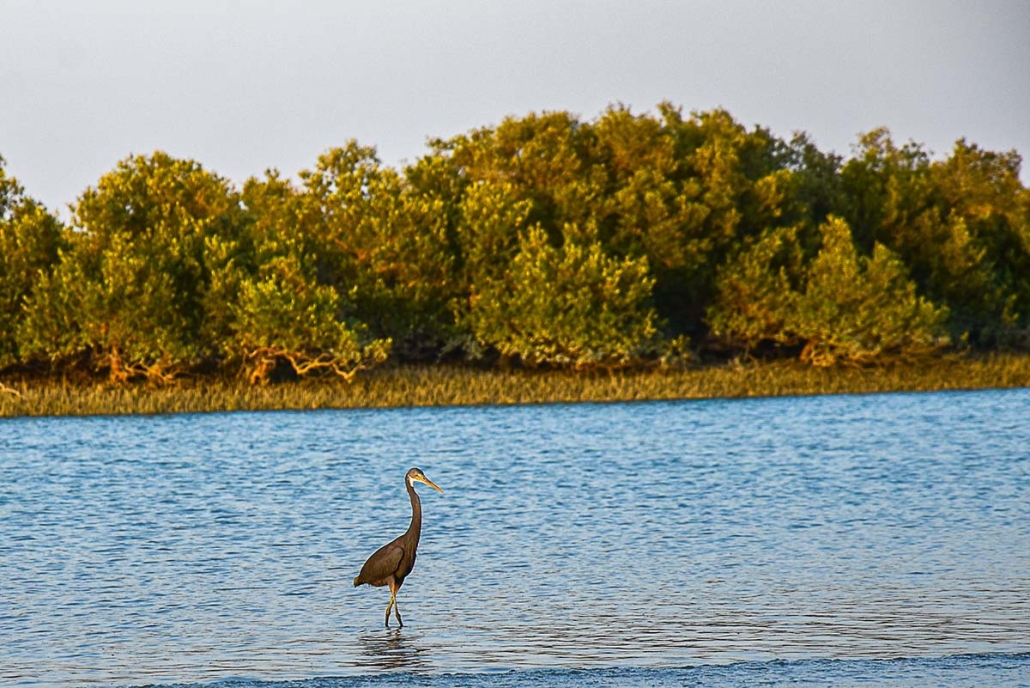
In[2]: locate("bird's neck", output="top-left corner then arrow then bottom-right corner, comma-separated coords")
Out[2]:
406,479 -> 422,541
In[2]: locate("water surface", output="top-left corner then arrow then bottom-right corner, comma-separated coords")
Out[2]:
2,389 -> 1028,686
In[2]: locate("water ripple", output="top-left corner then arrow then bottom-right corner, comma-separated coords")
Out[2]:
1,389 -> 1028,686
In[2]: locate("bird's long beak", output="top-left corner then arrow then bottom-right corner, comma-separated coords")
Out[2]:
415,475 -> 444,493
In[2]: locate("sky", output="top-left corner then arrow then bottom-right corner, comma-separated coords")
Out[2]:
2,0 -> 1028,216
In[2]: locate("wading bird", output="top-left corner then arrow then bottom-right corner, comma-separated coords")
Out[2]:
354,467 -> 443,628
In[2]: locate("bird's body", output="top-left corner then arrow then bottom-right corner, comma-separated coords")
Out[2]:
354,467 -> 443,628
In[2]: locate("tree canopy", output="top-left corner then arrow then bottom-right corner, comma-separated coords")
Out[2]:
1,104 -> 1027,382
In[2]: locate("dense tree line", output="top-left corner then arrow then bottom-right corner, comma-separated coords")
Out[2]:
2,104 -> 1028,382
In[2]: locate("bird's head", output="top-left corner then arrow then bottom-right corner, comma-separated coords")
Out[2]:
407,467 -> 444,493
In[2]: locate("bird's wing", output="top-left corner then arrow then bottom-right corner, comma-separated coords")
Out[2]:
356,542 -> 406,585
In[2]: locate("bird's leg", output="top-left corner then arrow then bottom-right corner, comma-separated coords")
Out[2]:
385,579 -> 399,629
384,591 -> 395,628
387,580 -> 403,630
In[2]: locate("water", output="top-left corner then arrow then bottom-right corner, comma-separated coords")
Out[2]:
1,389 -> 1028,687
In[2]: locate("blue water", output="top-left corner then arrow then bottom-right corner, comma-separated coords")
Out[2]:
1,389 -> 1029,687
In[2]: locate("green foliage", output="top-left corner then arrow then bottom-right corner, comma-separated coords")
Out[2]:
707,225 -> 805,353
435,104 -> 804,340
928,140 -> 1030,344
299,142 -> 457,358
709,217 -> 949,365
795,217 -> 948,365
233,254 -> 389,383
0,156 -> 66,368
840,130 -> 1030,346
468,224 -> 658,368
2,103 -> 1028,383
19,152 -> 244,380
235,166 -> 391,383
598,105 -> 802,337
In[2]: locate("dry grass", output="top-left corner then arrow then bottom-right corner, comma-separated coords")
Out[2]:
2,354 -> 1028,418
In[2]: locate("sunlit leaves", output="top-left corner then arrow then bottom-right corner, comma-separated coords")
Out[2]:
707,225 -> 804,353
840,130 -> 1030,345
708,217 -> 949,365
2,103 -> 1028,380
236,163 -> 392,382
797,217 -> 948,365
469,225 -> 658,369
0,156 -> 66,367
233,254 -> 389,384
18,152 -> 243,379
300,142 -> 458,357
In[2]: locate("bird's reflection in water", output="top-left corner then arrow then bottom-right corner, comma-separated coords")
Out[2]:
356,629 -> 431,672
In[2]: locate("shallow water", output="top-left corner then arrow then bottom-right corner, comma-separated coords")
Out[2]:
1,389 -> 1028,686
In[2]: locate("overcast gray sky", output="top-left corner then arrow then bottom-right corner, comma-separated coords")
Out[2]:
2,0 -> 1028,215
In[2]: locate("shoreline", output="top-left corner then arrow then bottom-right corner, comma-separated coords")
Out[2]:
2,354 -> 1028,418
